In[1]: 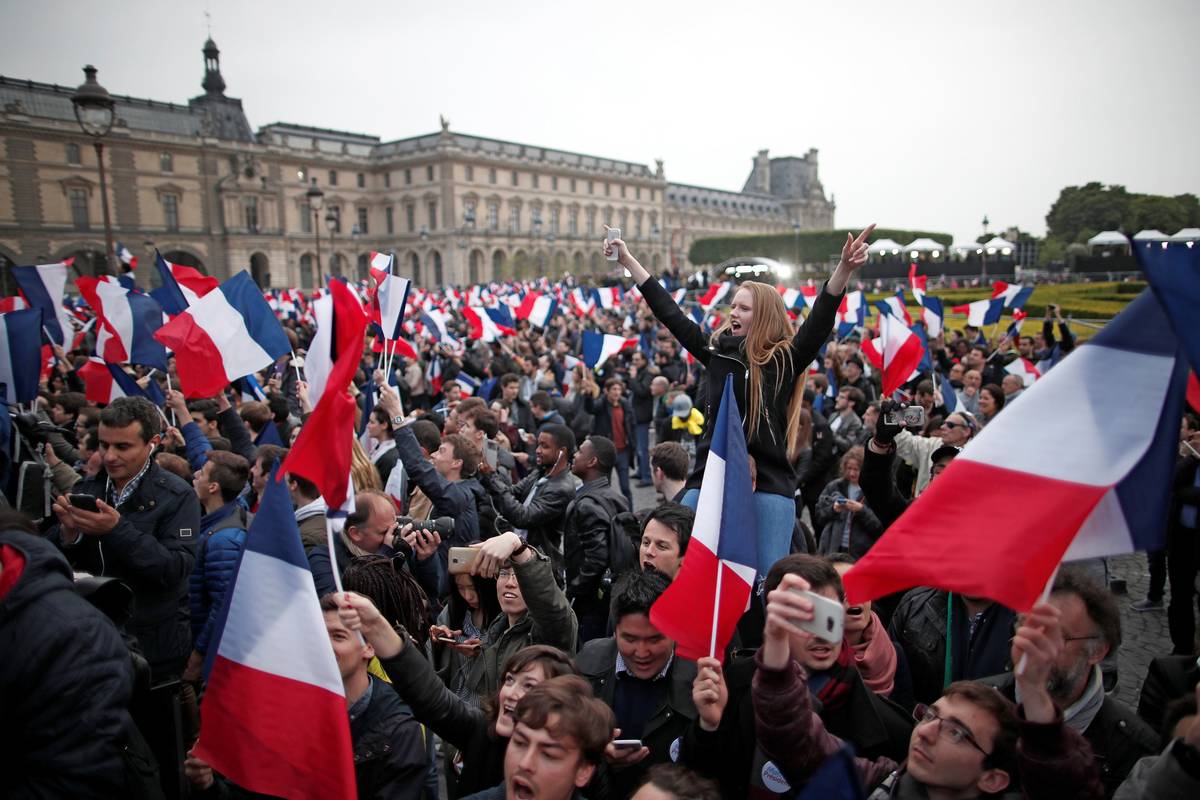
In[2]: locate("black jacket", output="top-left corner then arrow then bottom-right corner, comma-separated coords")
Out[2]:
48,460 -> 201,678
860,443 -> 911,530
351,675 -> 431,799
482,468 -> 574,575
640,276 -> 842,499
982,671 -> 1158,798
577,637 -> 698,800
1138,654 -> 1200,735
629,369 -> 657,424
0,531 -> 137,798
585,394 -> 636,453
394,425 -> 481,564
887,587 -> 1017,707
564,477 -> 627,608
678,654 -> 911,799
380,640 -> 504,799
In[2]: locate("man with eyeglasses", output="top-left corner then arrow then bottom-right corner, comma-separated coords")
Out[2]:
891,405 -> 978,498
750,571 -> 1104,798
979,567 -> 1158,796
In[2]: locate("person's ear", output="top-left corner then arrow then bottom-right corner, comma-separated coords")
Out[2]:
574,761 -> 596,789
361,640 -> 376,662
977,768 -> 1010,795
1088,641 -> 1110,667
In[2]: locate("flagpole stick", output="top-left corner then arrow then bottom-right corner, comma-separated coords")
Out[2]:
164,371 -> 177,428
290,350 -> 303,383
1015,563 -> 1061,676
325,515 -> 366,645
708,564 -> 724,660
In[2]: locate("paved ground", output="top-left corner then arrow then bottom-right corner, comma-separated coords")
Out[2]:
631,478 -> 1184,709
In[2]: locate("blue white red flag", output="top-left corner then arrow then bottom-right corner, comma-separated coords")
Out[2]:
670,288 -> 687,305
78,358 -> 165,405
1136,239 -> 1200,374
426,355 -> 443,395
76,276 -> 168,370
939,372 -> 958,413
0,296 -> 28,314
115,242 -> 137,273
873,291 -> 913,326
593,286 -> 622,310
152,251 -> 218,316
992,281 -> 1034,310
463,305 -> 515,342
194,467 -> 356,800
860,315 -> 926,397
909,262 -> 927,305
369,252 -> 411,340
777,285 -> 803,310
699,281 -> 731,311
835,290 -> 868,336
844,289 -> 1189,611
10,261 -> 74,346
581,331 -> 638,369
0,307 -> 44,404
952,298 -> 1004,327
570,287 -> 596,316
234,374 -> 269,403
650,376 -> 757,659
1004,356 -> 1040,388
516,291 -> 558,328
1005,309 -> 1028,339
917,294 -> 944,338
454,372 -> 480,396
153,272 -> 291,398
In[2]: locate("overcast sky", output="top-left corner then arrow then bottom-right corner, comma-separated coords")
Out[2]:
3,0 -> 1196,244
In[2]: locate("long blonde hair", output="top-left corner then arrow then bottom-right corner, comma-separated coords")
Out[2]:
710,281 -> 806,454
350,437 -> 383,492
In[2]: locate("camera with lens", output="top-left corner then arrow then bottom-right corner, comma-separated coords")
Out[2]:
10,410 -> 61,446
883,403 -> 926,428
396,516 -> 454,536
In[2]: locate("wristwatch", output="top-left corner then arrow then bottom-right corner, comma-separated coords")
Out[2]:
392,415 -> 405,427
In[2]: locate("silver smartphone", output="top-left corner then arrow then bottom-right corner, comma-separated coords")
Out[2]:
606,227 -> 621,262
484,439 -> 500,469
788,588 -> 845,644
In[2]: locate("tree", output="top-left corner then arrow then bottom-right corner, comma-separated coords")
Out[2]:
1045,183 -> 1199,243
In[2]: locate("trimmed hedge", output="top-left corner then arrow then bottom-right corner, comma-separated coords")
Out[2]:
868,282 -> 1137,321
688,228 -> 954,266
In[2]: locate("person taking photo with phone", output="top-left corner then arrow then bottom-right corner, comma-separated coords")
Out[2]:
606,224 -> 874,576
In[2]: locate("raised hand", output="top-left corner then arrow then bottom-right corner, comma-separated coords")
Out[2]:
828,224 -> 876,295
1011,602 -> 1063,724
693,657 -> 728,732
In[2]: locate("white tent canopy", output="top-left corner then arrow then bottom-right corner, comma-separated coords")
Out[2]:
1087,230 -> 1129,248
1170,227 -> 1200,242
982,236 -> 1015,253
904,238 -> 944,254
950,241 -> 981,254
1132,229 -> 1169,241
867,238 -> 903,255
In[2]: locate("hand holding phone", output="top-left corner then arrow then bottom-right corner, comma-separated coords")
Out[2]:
68,493 -> 100,513
788,587 -> 845,644
606,227 -> 621,262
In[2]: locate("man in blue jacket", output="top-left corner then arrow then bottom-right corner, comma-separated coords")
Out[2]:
184,450 -> 251,684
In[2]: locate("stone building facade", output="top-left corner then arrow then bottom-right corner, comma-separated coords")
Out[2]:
0,39 -> 835,291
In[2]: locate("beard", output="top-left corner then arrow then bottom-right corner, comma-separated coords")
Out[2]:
1046,659 -> 1091,705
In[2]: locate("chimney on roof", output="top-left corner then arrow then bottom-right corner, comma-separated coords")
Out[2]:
754,149 -> 770,193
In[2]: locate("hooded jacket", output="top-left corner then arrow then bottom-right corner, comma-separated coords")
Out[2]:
639,276 -> 841,499
0,531 -> 136,798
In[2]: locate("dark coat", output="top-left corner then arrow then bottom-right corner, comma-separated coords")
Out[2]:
860,444 -> 912,531
1137,654 -> 1200,735
982,672 -> 1159,798
482,468 -> 574,574
887,587 -> 1017,707
564,477 -> 627,609
380,639 -> 504,799
351,675 -> 431,799
189,503 -> 249,654
629,369 -> 657,424
394,425 -> 481,563
48,460 -> 202,678
640,276 -> 841,499
585,394 -> 636,453
814,478 -> 883,558
577,637 -> 698,800
678,653 -> 911,798
0,531 -> 137,798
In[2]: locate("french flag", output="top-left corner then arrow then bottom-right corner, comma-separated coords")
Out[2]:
699,281 -> 731,311
835,290 -> 868,337
593,286 -> 622,310
992,281 -> 1034,310
861,314 -> 927,397
670,288 -> 687,305
650,376 -> 757,659
873,291 -> 913,326
194,468 -> 356,800
844,288 -> 1189,612
777,286 -> 803,310
0,308 -> 44,404
0,297 -> 28,314
454,372 -> 480,396
78,358 -> 166,405
152,251 -> 219,316
1004,357 -> 1040,388
1134,239 -> 1200,376
581,330 -> 638,369
1006,309 -> 1028,339
463,305 -> 515,342
952,298 -> 1004,327
570,287 -> 596,316
370,252 -> 411,340
76,277 -> 168,370
939,372 -> 958,413
516,291 -> 558,328
10,261 -> 74,346
918,295 -> 944,338
115,242 -> 137,273
909,262 -> 928,305
426,356 -> 443,395
154,272 -> 292,398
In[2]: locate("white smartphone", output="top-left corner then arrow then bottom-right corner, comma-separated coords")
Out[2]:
484,439 -> 499,469
788,588 -> 845,644
606,227 -> 621,262
611,739 -> 643,749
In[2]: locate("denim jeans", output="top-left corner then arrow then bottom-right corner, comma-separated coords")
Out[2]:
635,422 -> 651,482
613,449 -> 633,506
681,488 -> 795,578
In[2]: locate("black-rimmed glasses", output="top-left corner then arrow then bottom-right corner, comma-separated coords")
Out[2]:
912,703 -> 991,757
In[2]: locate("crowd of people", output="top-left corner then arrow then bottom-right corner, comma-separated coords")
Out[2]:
2,226 -> 1199,800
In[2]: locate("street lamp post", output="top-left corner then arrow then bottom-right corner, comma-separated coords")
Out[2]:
792,221 -> 801,270
980,214 -> 990,280
71,66 -> 116,276
306,179 -> 324,276
325,209 -> 339,276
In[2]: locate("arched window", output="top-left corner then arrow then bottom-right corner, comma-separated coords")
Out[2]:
469,250 -> 482,284
433,251 -> 444,285
357,253 -> 370,281
299,254 -> 314,289
492,249 -> 505,280
410,252 -> 421,285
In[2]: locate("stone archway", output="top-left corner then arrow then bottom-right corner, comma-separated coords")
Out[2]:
299,253 -> 316,289
492,248 -> 507,281
553,251 -> 567,276
589,252 -> 602,273
163,249 -> 207,273
512,249 -> 532,279
469,249 -> 484,284
250,251 -> 270,287
356,253 -> 370,282
409,252 -> 421,286
431,250 -> 444,285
